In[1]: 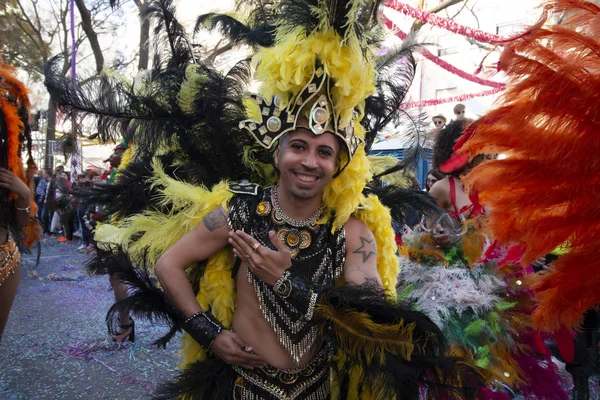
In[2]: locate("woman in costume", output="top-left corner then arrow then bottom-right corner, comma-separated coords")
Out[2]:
395,110 -> 566,398
0,60 -> 41,343
453,1 -> 600,398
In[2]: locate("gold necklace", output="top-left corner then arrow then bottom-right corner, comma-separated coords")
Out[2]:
254,187 -> 324,258
271,187 -> 324,228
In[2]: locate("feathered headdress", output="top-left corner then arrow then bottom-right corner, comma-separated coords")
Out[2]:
457,0 -> 600,332
0,60 -> 40,248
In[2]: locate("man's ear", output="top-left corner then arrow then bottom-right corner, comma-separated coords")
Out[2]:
274,148 -> 280,166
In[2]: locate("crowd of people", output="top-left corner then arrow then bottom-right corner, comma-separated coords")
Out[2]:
31,144 -> 126,253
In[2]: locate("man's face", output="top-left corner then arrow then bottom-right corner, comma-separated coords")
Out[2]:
432,118 -> 445,129
454,109 -> 466,120
275,128 -> 340,201
109,149 -> 124,168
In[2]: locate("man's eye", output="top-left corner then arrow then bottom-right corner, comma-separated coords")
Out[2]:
319,150 -> 333,157
291,143 -> 304,150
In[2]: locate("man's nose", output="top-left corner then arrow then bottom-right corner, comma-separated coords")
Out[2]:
301,152 -> 318,169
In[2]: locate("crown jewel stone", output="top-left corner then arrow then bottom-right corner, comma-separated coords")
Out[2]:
266,116 -> 282,132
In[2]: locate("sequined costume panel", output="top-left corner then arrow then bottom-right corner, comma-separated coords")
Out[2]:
0,236 -> 20,287
228,186 -> 346,364
232,345 -> 330,400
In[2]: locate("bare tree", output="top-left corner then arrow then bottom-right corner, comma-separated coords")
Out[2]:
0,0 -> 123,169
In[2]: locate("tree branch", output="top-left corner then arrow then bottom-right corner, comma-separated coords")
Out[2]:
74,0 -> 105,73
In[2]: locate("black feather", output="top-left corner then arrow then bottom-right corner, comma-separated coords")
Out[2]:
153,358 -> 237,400
195,13 -> 276,47
44,57 -> 181,146
364,184 -> 441,223
99,248 -> 184,342
144,0 -> 197,69
319,284 -> 483,399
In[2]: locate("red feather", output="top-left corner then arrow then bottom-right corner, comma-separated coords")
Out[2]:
461,0 -> 600,331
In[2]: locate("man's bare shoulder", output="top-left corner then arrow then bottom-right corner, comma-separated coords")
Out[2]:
201,206 -> 230,232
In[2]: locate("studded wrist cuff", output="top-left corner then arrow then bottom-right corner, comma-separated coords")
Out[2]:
182,310 -> 223,350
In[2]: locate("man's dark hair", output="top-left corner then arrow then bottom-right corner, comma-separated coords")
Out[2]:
432,120 -> 467,174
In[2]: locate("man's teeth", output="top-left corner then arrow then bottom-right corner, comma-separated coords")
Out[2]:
297,174 -> 317,182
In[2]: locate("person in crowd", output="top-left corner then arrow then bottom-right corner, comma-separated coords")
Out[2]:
55,172 -> 74,242
453,103 -> 467,121
35,171 -> 49,221
0,60 -> 40,343
425,168 -> 445,192
432,114 -> 446,131
42,173 -> 57,234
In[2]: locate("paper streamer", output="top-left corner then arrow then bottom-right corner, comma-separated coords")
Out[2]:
385,0 -> 505,44
403,87 -> 503,108
383,16 -> 505,89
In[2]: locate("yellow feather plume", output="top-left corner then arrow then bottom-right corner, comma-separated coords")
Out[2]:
316,305 -> 415,366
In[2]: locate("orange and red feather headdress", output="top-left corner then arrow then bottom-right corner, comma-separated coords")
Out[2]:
457,0 -> 600,331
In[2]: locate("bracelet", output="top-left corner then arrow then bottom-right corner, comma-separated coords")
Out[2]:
181,310 -> 223,350
15,205 -> 30,213
273,270 -> 292,298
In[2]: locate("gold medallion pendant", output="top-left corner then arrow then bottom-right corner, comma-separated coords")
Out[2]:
276,227 -> 312,258
256,200 -> 272,217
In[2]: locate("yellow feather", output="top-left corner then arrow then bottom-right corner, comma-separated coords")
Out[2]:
316,305 -> 416,366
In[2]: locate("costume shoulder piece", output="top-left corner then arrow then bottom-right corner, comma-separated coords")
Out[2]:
227,180 -> 260,196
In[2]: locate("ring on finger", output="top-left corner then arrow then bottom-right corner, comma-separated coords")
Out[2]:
252,243 -> 261,253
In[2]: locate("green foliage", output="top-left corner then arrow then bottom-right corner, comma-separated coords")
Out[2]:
0,2 -> 51,81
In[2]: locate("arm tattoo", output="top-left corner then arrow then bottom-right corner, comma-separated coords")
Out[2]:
202,207 -> 227,231
352,236 -> 376,263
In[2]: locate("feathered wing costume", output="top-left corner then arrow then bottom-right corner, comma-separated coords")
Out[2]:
45,0 -> 481,398
0,60 -> 41,248
398,215 -> 567,399
451,0 -> 600,334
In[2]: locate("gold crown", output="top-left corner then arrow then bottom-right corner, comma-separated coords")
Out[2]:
240,62 -> 363,169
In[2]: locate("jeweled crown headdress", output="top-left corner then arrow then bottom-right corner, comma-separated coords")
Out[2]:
239,61 -> 363,165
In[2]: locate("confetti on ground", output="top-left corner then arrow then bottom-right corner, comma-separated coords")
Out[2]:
1,235 -> 598,399
0,238 -> 180,399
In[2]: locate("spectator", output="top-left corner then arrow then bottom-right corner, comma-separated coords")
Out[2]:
453,103 -> 467,121
432,114 -> 446,131
42,173 -> 57,234
35,171 -> 49,220
55,172 -> 74,242
425,169 -> 445,192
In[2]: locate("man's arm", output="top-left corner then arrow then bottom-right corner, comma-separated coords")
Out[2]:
155,206 -> 230,318
344,217 -> 383,287
155,206 -> 265,367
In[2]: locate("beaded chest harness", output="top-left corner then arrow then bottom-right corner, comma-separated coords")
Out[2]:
229,187 -> 345,364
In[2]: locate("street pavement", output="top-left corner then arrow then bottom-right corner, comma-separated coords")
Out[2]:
0,236 -> 180,399
1,235 -> 599,399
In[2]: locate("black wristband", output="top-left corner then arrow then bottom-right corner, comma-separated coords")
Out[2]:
274,269 -> 321,320
181,310 -> 223,350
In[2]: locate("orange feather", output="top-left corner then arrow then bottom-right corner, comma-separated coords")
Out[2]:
460,0 -> 600,331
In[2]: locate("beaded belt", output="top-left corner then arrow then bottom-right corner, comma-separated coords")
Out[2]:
232,346 -> 330,400
0,237 -> 20,287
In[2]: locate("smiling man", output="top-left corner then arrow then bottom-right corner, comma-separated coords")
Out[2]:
74,0 -> 481,398
153,80 -> 476,400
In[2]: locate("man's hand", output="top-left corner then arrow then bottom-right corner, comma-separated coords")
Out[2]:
210,330 -> 266,369
0,168 -> 30,200
228,230 -> 291,286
